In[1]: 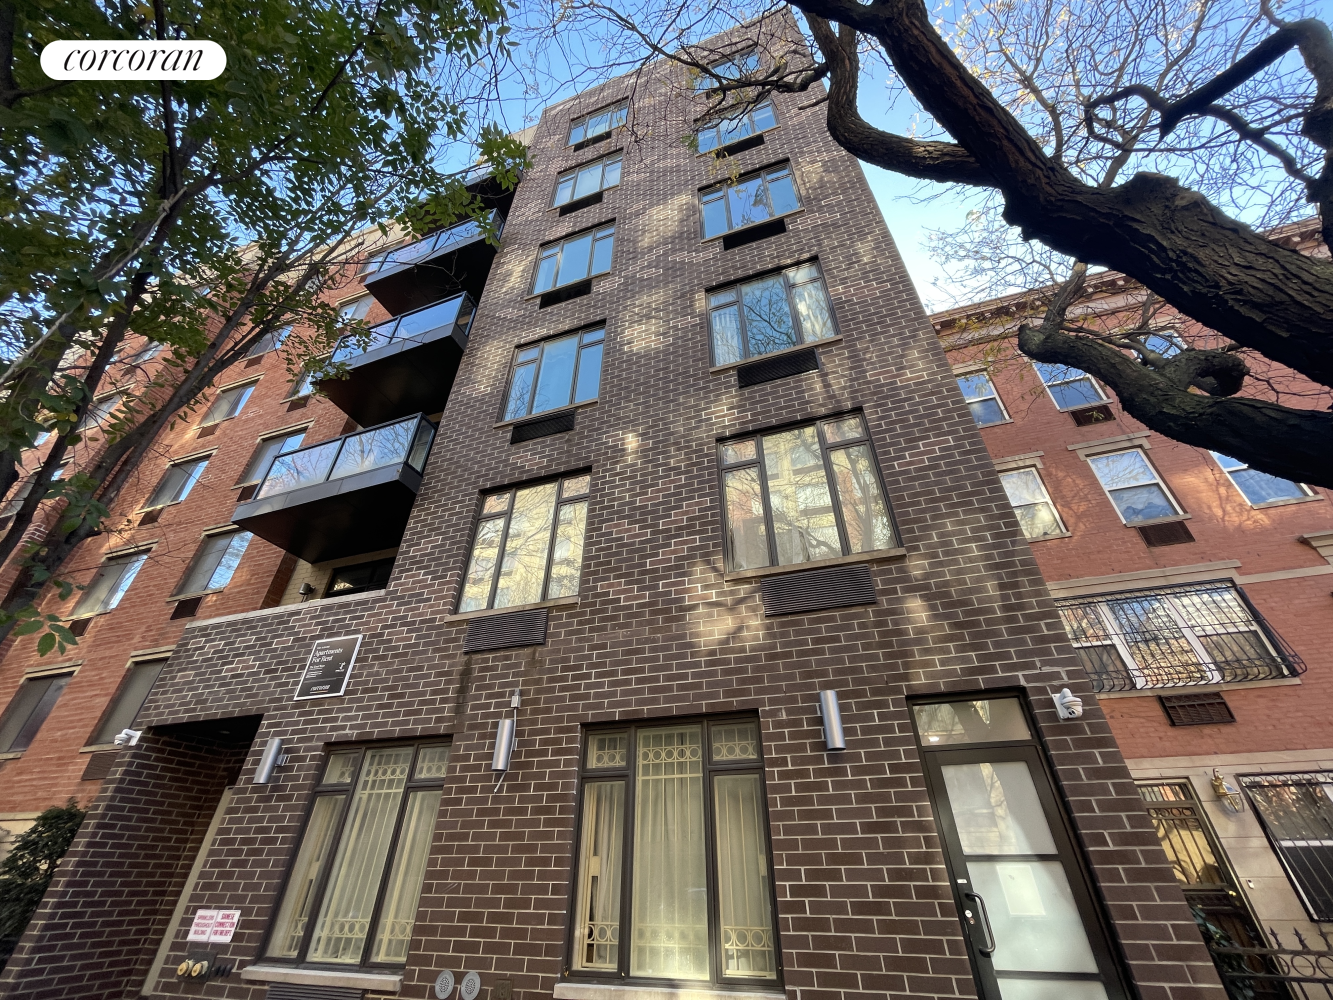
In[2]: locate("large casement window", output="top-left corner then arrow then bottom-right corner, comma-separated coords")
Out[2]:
911,696 -> 1128,1000
1240,772 -> 1333,921
533,225 -> 615,295
697,100 -> 777,153
88,657 -> 167,746
503,327 -> 605,420
175,530 -> 253,596
708,263 -> 836,365
0,671 -> 72,753
459,474 -> 589,612
568,102 -> 628,145
701,164 -> 800,240
719,414 -> 896,571
71,551 -> 148,618
266,741 -> 451,967
554,154 -> 622,207
568,718 -> 779,986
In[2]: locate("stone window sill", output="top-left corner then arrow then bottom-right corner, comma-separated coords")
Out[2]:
240,964 -> 403,992
1251,494 -> 1323,510
708,336 -> 841,374
0,751 -> 23,761
555,984 -> 785,1000
723,547 -> 906,582
445,594 -> 580,623
494,398 -> 598,429
1026,531 -> 1073,542
1124,513 -> 1191,528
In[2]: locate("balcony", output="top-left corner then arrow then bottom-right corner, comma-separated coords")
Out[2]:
233,415 -> 435,563
362,212 -> 503,313
318,293 -> 475,426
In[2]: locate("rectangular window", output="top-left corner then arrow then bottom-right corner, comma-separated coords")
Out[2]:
239,431 -> 307,485
533,226 -> 615,294
1240,772 -> 1333,921
339,296 -> 373,324
326,557 -> 396,598
0,672 -> 72,753
957,372 -> 1008,426
697,100 -> 777,153
72,552 -> 148,618
1034,362 -> 1105,410
568,102 -> 628,145
1086,449 -> 1181,523
708,263 -> 835,365
176,531 -> 253,596
695,50 -> 760,90
459,474 -> 589,612
504,328 -> 604,420
1054,581 -> 1300,692
245,325 -> 291,358
719,414 -> 895,571
78,393 -> 123,432
200,383 -> 255,425
701,165 -> 800,239
286,367 -> 321,400
999,468 -> 1065,540
554,154 -> 623,207
89,657 -> 167,746
1211,452 -> 1311,505
265,741 -> 451,966
146,455 -> 209,508
569,717 -> 778,985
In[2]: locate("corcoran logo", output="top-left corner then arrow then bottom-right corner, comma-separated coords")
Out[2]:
40,40 -> 226,81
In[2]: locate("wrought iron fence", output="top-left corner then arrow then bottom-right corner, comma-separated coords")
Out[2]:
1212,928 -> 1333,1000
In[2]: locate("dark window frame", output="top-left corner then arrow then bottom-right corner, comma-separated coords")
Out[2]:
553,152 -> 624,208
531,222 -> 617,296
696,100 -> 778,154
324,556 -> 397,598
699,162 -> 801,240
86,656 -> 167,747
707,261 -> 837,366
0,671 -> 73,754
501,325 -> 606,422
563,713 -> 783,990
567,101 -> 629,146
1239,771 -> 1333,921
237,428 -> 310,486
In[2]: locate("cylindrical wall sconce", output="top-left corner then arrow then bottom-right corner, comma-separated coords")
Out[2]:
254,737 -> 284,784
491,716 -> 516,772
817,690 -> 846,751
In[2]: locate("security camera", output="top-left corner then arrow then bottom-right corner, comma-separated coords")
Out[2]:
1052,688 -> 1084,720
113,728 -> 142,746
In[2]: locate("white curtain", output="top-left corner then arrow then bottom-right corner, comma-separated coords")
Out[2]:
713,774 -> 776,978
369,788 -> 442,963
574,781 -> 625,970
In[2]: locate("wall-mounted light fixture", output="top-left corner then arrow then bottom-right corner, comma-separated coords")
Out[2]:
816,690 -> 846,751
1211,768 -> 1245,812
1052,688 -> 1084,720
253,737 -> 287,784
491,689 -> 521,772
113,728 -> 141,746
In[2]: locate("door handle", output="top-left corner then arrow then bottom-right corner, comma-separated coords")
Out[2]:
963,891 -> 997,955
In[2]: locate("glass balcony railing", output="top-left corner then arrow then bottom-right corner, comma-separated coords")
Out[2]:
331,292 -> 474,364
256,415 -> 436,500
362,211 -> 501,278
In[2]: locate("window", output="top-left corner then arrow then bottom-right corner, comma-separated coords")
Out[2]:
286,368 -> 320,400
1054,581 -> 1300,692
240,431 -> 306,485
554,154 -> 622,207
245,325 -> 291,358
200,382 -> 255,425
176,531 -> 252,596
701,165 -> 799,240
1,477 -> 34,519
569,717 -> 778,985
326,557 -> 395,598
146,455 -> 209,508
533,226 -> 615,294
1033,362 -> 1105,410
719,414 -> 895,571
77,393 -> 123,432
695,49 -> 760,90
568,102 -> 628,145
0,673 -> 72,753
1086,449 -> 1181,523
999,468 -> 1065,540
113,340 -> 164,366
1240,772 -> 1333,921
339,296 -> 373,324
266,742 -> 451,966
697,100 -> 777,153
71,552 -> 148,618
1211,452 -> 1311,505
88,658 -> 167,746
503,328 -> 604,420
956,372 -> 1007,426
708,263 -> 835,365
459,474 -> 589,612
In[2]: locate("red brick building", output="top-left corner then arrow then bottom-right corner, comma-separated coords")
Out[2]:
936,273 -> 1333,953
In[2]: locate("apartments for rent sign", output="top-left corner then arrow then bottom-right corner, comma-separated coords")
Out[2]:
41,41 -> 226,80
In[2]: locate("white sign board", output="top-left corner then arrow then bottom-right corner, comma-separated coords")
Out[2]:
186,909 -> 217,942
186,908 -> 241,944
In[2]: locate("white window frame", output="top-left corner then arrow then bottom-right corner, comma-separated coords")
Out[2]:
71,549 -> 150,619
1085,448 -> 1184,525
997,466 -> 1067,540
1034,362 -> 1107,411
954,368 -> 1009,427
173,528 -> 253,598
1210,452 -> 1314,507
199,380 -> 258,427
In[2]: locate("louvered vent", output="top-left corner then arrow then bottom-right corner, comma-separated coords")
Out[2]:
539,280 -> 592,309
714,133 -> 766,158
138,507 -> 163,526
511,410 -> 577,444
722,218 -> 787,252
571,132 -> 610,153
464,608 -> 549,652
1137,520 -> 1195,547
171,596 -> 203,620
266,985 -> 365,1000
1159,692 -> 1235,726
737,348 -> 819,388
559,191 -> 604,216
80,750 -> 119,782
760,563 -> 876,617
1070,404 -> 1114,426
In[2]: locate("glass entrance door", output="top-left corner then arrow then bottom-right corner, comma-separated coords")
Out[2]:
912,698 -> 1128,1000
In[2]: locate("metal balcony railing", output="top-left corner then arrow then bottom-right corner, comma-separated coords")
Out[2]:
361,211 -> 501,279
256,415 -> 435,501
1054,581 -> 1304,692
331,292 -> 474,365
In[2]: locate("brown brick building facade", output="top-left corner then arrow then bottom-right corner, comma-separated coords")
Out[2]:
0,26 -> 1224,1000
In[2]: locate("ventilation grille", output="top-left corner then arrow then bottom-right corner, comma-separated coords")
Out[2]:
760,563 -> 876,617
266,985 -> 365,1000
244,354 -> 266,369
571,132 -> 610,153
511,410 -> 577,444
1071,404 -> 1114,426
80,750 -> 119,781
236,484 -> 259,503
1160,692 -> 1235,726
722,218 -> 787,252
68,617 -> 91,637
559,191 -> 604,216
714,133 -> 766,158
287,396 -> 310,412
539,280 -> 593,309
463,608 -> 550,652
737,348 -> 819,388
1137,520 -> 1195,547
197,423 -> 219,438
171,596 -> 203,620
138,507 -> 163,527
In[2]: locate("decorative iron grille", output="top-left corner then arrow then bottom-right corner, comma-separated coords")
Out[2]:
1241,773 -> 1333,922
1211,927 -> 1333,1000
1054,581 -> 1304,692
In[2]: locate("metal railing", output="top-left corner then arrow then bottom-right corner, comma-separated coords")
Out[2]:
361,211 -> 501,278
1054,581 -> 1304,692
254,415 -> 435,501
331,292 -> 474,364
1211,928 -> 1333,1000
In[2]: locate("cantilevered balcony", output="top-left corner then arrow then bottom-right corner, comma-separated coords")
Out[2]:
318,292 -> 475,427
362,212 -> 503,313
233,415 -> 435,563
